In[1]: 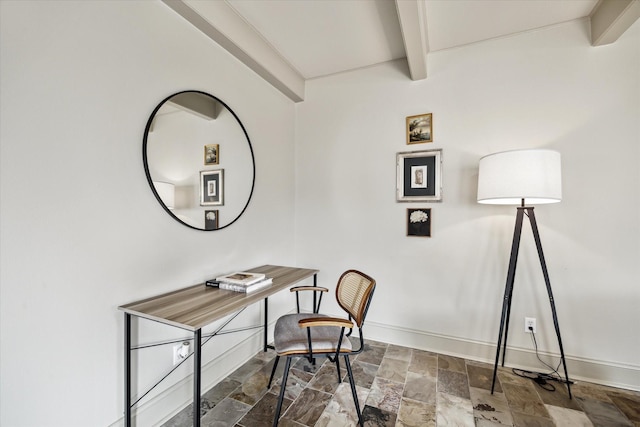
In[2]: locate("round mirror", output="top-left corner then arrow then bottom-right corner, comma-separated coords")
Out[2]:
143,91 -> 255,231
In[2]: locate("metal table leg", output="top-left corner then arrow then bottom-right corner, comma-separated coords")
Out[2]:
264,297 -> 269,352
194,328 -> 202,427
124,313 -> 131,427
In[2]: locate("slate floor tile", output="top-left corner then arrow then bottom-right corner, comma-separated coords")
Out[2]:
161,342 -> 638,427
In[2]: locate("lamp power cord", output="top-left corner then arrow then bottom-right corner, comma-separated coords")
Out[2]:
511,326 -> 574,392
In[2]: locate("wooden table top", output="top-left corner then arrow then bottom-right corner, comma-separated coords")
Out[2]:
118,265 -> 318,331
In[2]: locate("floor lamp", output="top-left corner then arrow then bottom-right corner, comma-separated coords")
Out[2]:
477,149 -> 572,398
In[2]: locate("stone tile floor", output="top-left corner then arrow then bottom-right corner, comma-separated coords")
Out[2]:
162,339 -> 640,426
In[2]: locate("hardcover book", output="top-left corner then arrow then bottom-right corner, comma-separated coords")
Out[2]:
219,277 -> 273,293
215,271 -> 266,286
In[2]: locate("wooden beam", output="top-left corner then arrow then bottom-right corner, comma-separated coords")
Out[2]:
395,0 -> 429,81
162,0 -> 305,102
590,0 -> 640,46
168,92 -> 219,120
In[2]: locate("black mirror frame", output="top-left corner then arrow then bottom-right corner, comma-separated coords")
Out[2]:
142,90 -> 256,231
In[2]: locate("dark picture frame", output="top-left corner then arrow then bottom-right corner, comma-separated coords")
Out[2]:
204,144 -> 219,165
396,149 -> 442,202
200,169 -> 224,206
205,210 -> 219,230
406,113 -> 433,144
407,208 -> 431,237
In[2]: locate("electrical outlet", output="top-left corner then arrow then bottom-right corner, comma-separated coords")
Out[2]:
173,342 -> 189,365
525,317 -> 537,333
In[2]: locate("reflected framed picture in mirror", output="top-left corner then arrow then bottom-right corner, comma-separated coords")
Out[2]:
200,169 -> 224,206
205,210 -> 219,230
204,144 -> 219,165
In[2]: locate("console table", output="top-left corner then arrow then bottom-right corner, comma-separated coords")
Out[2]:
119,265 -> 318,427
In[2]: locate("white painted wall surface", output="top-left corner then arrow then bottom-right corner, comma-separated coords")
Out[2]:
0,1 -> 297,426
2,2 -> 639,426
295,19 -> 640,389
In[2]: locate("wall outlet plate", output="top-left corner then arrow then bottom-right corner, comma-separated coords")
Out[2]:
173,343 -> 189,365
525,317 -> 537,333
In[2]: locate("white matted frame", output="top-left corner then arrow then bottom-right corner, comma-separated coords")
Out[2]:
396,149 -> 442,202
200,169 -> 224,206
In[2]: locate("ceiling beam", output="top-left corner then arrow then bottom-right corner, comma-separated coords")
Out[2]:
395,0 -> 429,80
162,0 -> 306,102
590,0 -> 640,46
168,92 -> 220,120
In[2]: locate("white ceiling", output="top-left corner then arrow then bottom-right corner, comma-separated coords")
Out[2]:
226,0 -> 597,79
165,0 -> 640,101
226,0 -> 407,79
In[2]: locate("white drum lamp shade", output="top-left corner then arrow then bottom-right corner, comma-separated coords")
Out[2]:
153,181 -> 175,209
477,149 -> 562,205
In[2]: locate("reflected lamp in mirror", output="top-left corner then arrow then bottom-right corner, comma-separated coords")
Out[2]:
153,181 -> 175,209
477,149 -> 562,206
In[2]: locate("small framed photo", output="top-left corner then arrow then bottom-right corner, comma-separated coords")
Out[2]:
396,149 -> 442,202
204,144 -> 219,165
200,169 -> 224,206
406,113 -> 432,144
204,210 -> 219,230
407,208 -> 431,237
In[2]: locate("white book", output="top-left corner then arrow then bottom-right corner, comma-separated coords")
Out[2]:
216,271 -> 266,286
244,278 -> 273,293
220,278 -> 273,293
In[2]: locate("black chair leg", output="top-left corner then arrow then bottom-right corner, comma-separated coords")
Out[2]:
267,355 -> 280,389
335,352 -> 342,383
273,357 -> 292,427
344,355 -> 363,427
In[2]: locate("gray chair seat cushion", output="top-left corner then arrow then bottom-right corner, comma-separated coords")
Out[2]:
274,313 -> 353,355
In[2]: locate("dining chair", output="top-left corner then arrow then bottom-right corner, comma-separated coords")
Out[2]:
267,269 -> 376,427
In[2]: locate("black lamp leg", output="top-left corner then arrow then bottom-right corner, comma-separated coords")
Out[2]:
491,208 -> 525,394
527,208 -> 572,398
490,207 -> 571,398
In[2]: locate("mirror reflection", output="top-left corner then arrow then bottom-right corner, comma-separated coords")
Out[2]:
143,91 -> 255,230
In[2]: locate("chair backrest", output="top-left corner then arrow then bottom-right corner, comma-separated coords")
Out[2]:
336,270 -> 376,327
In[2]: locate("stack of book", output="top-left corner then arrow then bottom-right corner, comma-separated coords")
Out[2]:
212,271 -> 273,293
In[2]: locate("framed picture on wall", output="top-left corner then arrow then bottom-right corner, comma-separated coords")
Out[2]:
407,208 -> 431,237
396,149 -> 442,202
406,113 -> 433,144
200,169 -> 224,206
205,210 -> 219,230
204,144 -> 219,165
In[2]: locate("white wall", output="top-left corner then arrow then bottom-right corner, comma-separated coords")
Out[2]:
0,1 -> 298,426
2,3 -> 639,426
295,19 -> 640,389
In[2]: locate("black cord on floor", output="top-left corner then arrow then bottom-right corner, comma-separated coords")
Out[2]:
512,368 -> 557,391
530,326 -> 563,377
511,327 -> 573,392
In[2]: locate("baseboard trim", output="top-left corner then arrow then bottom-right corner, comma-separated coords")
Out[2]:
110,318 -> 639,425
366,320 -> 640,392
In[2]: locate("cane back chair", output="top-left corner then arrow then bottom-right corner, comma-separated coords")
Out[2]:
267,269 -> 376,427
